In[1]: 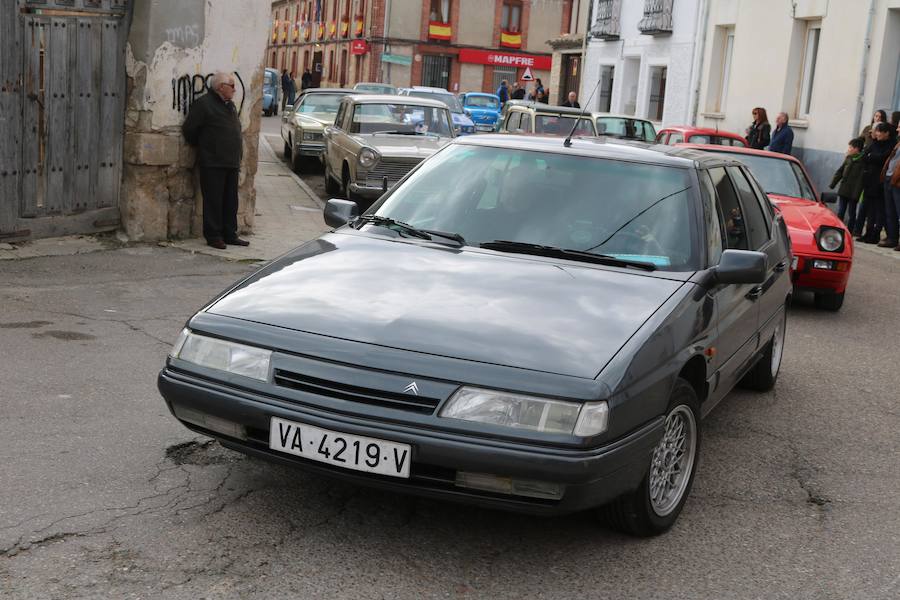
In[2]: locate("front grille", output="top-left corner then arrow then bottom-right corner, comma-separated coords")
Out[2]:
365,157 -> 422,183
274,369 -> 440,414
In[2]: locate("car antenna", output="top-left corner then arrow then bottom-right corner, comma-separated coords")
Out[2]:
564,75 -> 605,148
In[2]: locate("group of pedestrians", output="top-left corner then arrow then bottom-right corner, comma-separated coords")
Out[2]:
496,79 -> 547,105
280,68 -> 313,111
834,110 -> 900,250
745,107 -> 794,153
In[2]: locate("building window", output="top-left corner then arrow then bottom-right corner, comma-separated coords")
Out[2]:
501,1 -> 522,32
598,65 -> 614,112
637,0 -> 673,35
707,26 -> 734,113
430,0 -> 450,23
797,21 -> 821,117
648,66 -> 667,120
592,0 -> 621,40
622,57 -> 640,116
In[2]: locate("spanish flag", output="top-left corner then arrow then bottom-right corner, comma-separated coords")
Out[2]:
329,21 -> 337,37
354,19 -> 364,37
428,21 -> 452,41
317,23 -> 325,39
340,19 -> 349,37
500,30 -> 522,48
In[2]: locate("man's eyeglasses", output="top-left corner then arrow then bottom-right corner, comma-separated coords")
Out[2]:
222,82 -> 236,89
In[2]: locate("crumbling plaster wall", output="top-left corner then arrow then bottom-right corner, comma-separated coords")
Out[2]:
122,0 -> 270,240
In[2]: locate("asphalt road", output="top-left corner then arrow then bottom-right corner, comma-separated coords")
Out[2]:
262,113 -> 329,202
3,129 -> 900,596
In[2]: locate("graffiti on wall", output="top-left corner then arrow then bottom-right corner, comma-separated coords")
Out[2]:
164,24 -> 202,47
171,71 -> 245,116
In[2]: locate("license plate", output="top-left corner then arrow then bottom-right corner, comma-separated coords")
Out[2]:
269,417 -> 411,478
476,125 -> 494,131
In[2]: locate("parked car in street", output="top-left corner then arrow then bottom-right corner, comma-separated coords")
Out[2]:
592,113 -> 657,142
353,82 -> 398,95
159,135 -> 792,537
262,67 -> 280,116
281,88 -> 358,173
322,94 -> 455,206
399,86 -> 476,135
684,144 -> 852,310
500,101 -> 597,137
459,92 -> 502,132
658,126 -> 748,147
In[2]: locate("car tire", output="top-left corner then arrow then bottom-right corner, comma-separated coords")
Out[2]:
291,144 -> 305,174
739,307 -> 787,392
324,163 -> 341,196
283,139 -> 292,160
601,378 -> 700,537
342,164 -> 359,203
814,291 -> 844,311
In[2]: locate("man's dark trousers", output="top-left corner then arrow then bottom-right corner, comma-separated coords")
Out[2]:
199,168 -> 239,243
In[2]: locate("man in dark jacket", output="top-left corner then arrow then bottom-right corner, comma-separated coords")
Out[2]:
496,80 -> 509,105
829,137 -> 865,234
562,91 -> 580,108
280,69 -> 292,111
857,122 -> 894,244
182,72 -> 248,249
880,121 -> 900,250
301,68 -> 313,90
769,112 -> 794,154
510,82 -> 526,100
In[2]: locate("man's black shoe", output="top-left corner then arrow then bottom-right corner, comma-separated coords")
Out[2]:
207,239 -> 227,249
225,238 -> 250,246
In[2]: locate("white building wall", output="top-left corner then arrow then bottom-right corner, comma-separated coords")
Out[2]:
582,0 -> 702,125
696,0 -> 900,193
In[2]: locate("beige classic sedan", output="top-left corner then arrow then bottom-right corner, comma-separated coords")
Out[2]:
281,88 -> 357,173
323,95 -> 455,206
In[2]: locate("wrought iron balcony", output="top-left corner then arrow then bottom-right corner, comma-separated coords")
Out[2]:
591,0 -> 621,40
638,0 -> 674,35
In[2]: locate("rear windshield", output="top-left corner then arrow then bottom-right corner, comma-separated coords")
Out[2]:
596,117 -> 656,142
713,152 -> 815,200
535,115 -> 595,136
466,96 -> 500,109
407,91 -> 463,113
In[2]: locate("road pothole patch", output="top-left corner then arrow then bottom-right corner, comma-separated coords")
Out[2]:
165,439 -> 242,466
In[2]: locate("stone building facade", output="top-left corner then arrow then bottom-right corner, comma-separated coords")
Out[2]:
122,0 -> 271,241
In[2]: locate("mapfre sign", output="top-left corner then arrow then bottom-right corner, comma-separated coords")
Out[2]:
457,48 -> 552,71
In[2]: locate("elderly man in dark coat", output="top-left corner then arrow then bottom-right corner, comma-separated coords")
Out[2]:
182,71 -> 249,249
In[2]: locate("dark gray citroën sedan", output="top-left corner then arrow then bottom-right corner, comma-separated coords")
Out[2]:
158,135 -> 792,536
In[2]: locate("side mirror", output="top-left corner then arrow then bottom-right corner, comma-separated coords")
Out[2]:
285,104 -> 294,112
323,198 -> 359,228
820,191 -> 838,204
710,249 -> 767,285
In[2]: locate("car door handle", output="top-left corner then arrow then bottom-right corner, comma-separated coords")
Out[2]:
774,260 -> 787,273
745,286 -> 763,301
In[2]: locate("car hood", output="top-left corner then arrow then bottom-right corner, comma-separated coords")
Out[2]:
207,233 -> 684,378
353,134 -> 451,158
293,113 -> 335,129
769,194 -> 850,253
451,112 -> 475,127
466,108 -> 500,121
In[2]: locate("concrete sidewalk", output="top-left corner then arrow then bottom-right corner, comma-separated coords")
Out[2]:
0,133 -> 329,263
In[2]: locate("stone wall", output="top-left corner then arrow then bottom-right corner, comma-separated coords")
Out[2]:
121,0 -> 270,241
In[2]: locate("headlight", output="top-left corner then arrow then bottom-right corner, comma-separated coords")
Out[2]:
439,387 -> 609,436
302,131 -> 320,141
817,227 -> 844,252
170,329 -> 271,381
358,147 -> 379,168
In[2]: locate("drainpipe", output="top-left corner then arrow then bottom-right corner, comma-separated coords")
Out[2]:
853,0 -> 877,136
688,0 -> 709,125
382,0 -> 393,83
579,0 -> 594,109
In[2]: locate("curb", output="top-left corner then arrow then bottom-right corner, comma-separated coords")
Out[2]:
260,134 -> 325,210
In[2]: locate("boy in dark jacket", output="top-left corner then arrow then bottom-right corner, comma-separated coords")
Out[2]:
830,137 -> 865,234
857,122 -> 895,243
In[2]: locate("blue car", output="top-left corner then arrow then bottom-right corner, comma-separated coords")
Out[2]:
399,86 -> 476,135
459,92 -> 502,132
262,68 -> 280,116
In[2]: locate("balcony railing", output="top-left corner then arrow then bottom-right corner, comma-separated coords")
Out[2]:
591,0 -> 621,40
638,0 -> 674,35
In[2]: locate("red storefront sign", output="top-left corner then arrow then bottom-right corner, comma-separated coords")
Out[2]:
351,39 -> 369,55
457,48 -> 551,70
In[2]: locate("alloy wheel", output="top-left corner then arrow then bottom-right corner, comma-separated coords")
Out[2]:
649,405 -> 697,517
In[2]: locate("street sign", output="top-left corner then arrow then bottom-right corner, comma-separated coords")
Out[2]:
521,67 -> 534,81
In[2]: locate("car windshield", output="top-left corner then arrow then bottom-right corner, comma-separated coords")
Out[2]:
297,93 -> 345,114
264,71 -> 277,88
535,115 -> 595,136
596,117 -> 657,142
356,84 -> 396,94
373,145 -> 698,270
408,91 -> 463,113
350,103 -> 454,136
466,96 -> 500,109
713,152 -> 815,200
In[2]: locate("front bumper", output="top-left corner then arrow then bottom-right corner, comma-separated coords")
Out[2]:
297,142 -> 324,157
349,181 -> 393,200
158,368 -> 663,515
792,253 -> 851,294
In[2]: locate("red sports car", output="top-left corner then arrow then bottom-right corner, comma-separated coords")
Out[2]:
657,126 -> 748,147
682,145 -> 852,310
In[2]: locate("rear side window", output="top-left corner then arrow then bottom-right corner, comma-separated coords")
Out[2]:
699,171 -> 724,265
708,167 -> 748,250
727,166 -> 770,249
520,113 -> 533,132
505,111 -> 521,132
655,132 -> 668,143
689,134 -> 711,144
669,133 -> 684,144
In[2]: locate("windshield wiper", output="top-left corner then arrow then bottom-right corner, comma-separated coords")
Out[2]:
372,130 -> 439,137
479,240 -> 656,271
354,215 -> 465,246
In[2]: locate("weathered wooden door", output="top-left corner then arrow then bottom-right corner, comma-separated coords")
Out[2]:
0,0 -> 128,242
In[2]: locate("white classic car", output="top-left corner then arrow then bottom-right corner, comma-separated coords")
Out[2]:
281,88 -> 358,173
323,95 -> 456,206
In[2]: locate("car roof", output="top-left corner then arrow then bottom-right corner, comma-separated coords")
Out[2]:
452,134 -> 745,168
299,88 -> 358,95
354,82 -> 394,87
349,94 -> 450,108
661,125 -> 746,139
463,92 -> 500,98
592,112 -> 653,123
406,86 -> 451,94
508,102 -> 590,117
678,143 -> 802,163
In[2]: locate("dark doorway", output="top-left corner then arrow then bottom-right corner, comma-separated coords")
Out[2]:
561,53 -> 581,105
422,55 -> 451,89
312,50 -> 323,87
